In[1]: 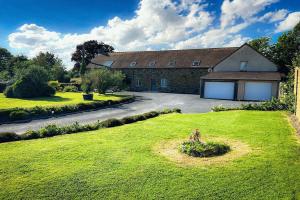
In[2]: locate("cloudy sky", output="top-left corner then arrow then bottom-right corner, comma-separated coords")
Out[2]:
0,0 -> 299,69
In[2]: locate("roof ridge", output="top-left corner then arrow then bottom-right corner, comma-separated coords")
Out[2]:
110,46 -> 239,54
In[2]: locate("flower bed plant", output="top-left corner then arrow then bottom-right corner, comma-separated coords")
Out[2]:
179,129 -> 230,157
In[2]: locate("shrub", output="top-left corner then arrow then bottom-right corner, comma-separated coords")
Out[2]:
39,124 -> 62,137
63,85 -> 78,92
143,111 -> 160,119
9,110 -> 30,121
48,81 -> 59,90
100,118 -> 124,128
179,141 -> 230,157
0,132 -> 20,143
5,65 -> 56,98
3,85 -> 14,98
21,130 -> 40,140
0,82 -> 7,92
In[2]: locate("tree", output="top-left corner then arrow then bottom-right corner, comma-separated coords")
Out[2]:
71,40 -> 114,75
32,52 -> 68,82
84,68 -> 125,94
0,47 -> 13,75
272,21 -> 300,68
248,37 -> 273,60
4,65 -> 55,98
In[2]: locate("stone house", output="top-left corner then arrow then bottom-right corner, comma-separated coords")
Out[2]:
88,43 -> 281,101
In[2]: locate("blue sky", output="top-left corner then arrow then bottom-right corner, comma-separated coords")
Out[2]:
0,0 -> 299,68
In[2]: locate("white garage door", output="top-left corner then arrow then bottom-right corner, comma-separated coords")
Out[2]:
204,82 -> 235,100
244,82 -> 272,101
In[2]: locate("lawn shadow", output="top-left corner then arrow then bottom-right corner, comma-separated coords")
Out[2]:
19,96 -> 72,102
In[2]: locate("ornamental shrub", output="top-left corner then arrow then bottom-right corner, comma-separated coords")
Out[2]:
0,132 -> 20,143
9,110 -> 30,121
179,141 -> 230,157
63,85 -> 78,92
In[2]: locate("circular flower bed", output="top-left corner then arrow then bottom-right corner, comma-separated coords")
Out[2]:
179,141 -> 230,157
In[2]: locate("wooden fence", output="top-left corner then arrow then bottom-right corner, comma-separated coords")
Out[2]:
294,67 -> 300,119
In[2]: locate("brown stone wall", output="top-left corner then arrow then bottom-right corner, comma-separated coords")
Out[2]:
119,68 -> 208,94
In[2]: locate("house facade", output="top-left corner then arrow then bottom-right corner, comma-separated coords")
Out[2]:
88,44 -> 282,101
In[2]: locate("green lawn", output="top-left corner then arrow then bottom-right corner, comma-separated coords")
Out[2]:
0,92 -> 124,109
0,111 -> 299,199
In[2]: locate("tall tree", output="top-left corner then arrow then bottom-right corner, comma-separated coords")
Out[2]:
248,37 -> 272,60
0,47 -> 13,72
272,22 -> 300,68
71,40 -> 114,75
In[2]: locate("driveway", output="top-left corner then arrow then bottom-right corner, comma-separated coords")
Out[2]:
0,92 -> 246,134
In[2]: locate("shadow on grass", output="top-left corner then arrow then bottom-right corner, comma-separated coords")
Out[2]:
18,96 -> 72,102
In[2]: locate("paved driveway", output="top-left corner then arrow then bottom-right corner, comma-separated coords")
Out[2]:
0,92 -> 246,134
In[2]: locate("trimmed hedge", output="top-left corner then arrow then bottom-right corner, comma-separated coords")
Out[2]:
0,108 -> 181,143
212,98 -> 289,112
0,96 -> 135,123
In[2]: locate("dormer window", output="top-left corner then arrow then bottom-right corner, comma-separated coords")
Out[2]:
149,61 -> 156,67
192,60 -> 201,67
102,60 -> 113,67
168,60 -> 176,67
240,61 -> 248,71
130,61 -> 137,67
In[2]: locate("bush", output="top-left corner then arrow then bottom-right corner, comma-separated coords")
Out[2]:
100,118 -> 123,128
63,85 -> 78,92
5,65 -> 56,98
39,124 -> 62,137
48,81 -> 59,90
21,130 -> 40,140
4,85 -> 14,98
0,82 -> 7,92
179,141 -> 230,157
9,110 -> 30,121
0,132 -> 20,143
212,98 -> 289,112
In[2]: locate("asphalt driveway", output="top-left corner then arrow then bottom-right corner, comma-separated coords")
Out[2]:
0,92 -> 246,134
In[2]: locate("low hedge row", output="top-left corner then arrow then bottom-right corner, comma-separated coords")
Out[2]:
0,96 -> 135,122
0,108 -> 181,143
212,98 -> 288,112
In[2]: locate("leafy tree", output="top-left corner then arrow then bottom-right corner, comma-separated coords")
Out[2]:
0,47 -> 13,72
4,65 -> 55,98
71,40 -> 114,75
248,37 -> 273,60
272,22 -> 300,68
84,68 -> 125,94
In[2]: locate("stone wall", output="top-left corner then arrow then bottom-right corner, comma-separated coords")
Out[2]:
119,68 -> 208,94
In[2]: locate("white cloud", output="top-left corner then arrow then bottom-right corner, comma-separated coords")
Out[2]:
220,0 -> 278,28
259,9 -> 288,22
275,12 -> 300,32
7,0 -> 283,69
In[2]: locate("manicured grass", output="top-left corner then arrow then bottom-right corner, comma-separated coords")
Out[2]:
0,92 -> 124,109
0,111 -> 299,199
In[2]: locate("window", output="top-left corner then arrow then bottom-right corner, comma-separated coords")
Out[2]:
240,61 -> 248,71
102,60 -> 113,67
192,60 -> 201,66
136,79 -> 141,87
161,78 -> 168,88
130,61 -> 137,67
148,61 -> 156,67
168,60 -> 176,67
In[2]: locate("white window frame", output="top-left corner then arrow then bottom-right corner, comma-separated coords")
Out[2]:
148,60 -> 156,67
136,79 -> 141,87
130,61 -> 137,67
160,78 -> 168,88
240,61 -> 248,71
192,60 -> 201,67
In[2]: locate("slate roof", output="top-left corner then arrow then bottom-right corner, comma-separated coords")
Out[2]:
87,47 -> 239,69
